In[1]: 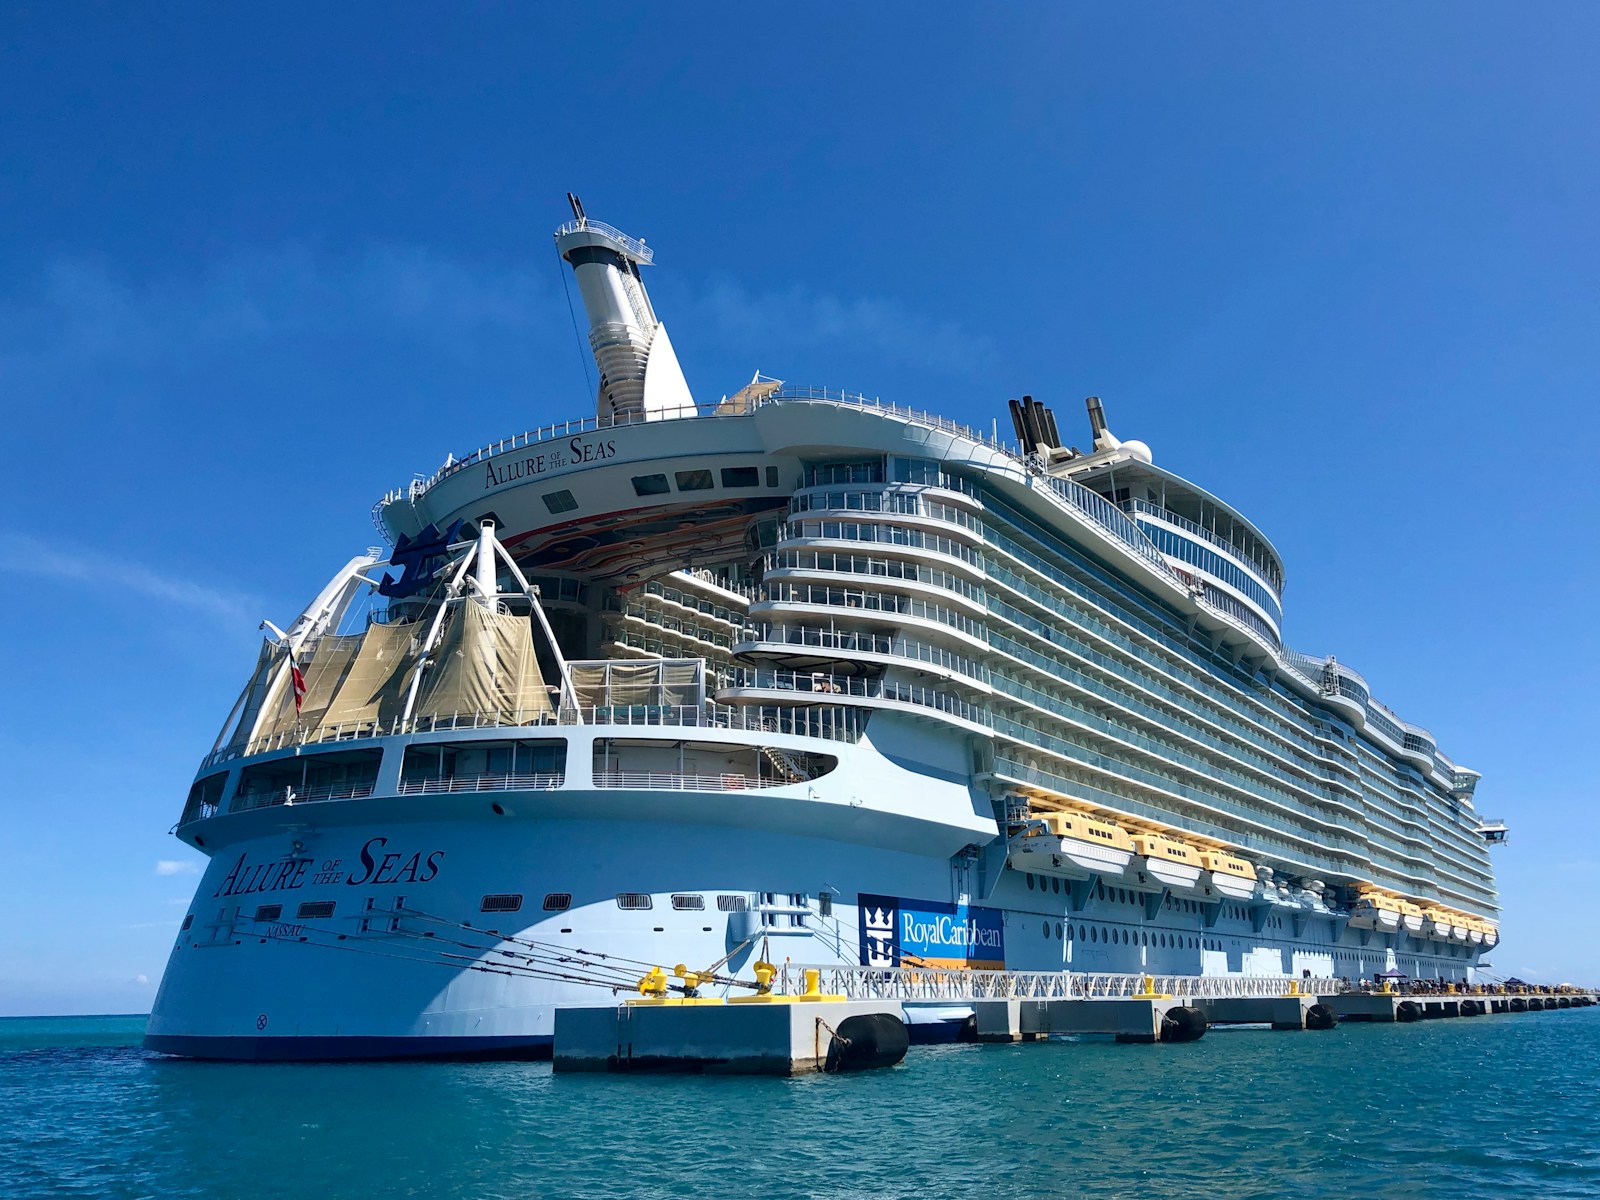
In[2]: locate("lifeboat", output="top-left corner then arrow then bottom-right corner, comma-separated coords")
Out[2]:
1398,900 -> 1424,935
1450,918 -> 1470,942
1466,918 -> 1485,946
1422,909 -> 1454,941
1009,811 -> 1134,881
1483,922 -> 1499,947
1197,851 -> 1257,902
1350,892 -> 1402,932
1130,833 -> 1203,894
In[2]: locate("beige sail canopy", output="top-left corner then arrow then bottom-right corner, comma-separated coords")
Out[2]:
414,603 -> 552,725
235,606 -> 552,749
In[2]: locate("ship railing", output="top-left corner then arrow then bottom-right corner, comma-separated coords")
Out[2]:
396,772 -> 564,795
592,770 -> 768,792
228,780 -> 377,813
717,667 -> 987,725
554,218 -> 655,263
775,964 -> 1345,1002
1119,499 -> 1285,594
561,702 -> 866,744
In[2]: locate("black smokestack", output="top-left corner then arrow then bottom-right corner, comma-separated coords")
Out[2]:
1008,398 -> 1030,446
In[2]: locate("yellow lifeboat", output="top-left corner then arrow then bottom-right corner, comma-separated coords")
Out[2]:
1130,832 -> 1203,894
1350,889 -> 1402,932
1009,809 -> 1135,881
1197,851 -> 1257,901
1397,900 -> 1425,935
1422,908 -> 1454,941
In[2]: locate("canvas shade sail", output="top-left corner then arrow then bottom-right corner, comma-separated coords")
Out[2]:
415,603 -> 552,723
251,634 -> 364,742
314,620 -> 420,733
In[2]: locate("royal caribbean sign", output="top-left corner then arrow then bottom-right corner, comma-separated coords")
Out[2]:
858,892 -> 1005,970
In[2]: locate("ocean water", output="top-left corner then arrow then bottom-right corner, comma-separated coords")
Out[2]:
3,1011 -> 1599,1200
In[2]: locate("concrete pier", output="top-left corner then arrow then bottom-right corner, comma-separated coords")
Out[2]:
1193,994 -> 1322,1031
553,999 -> 908,1074
975,996 -> 1206,1043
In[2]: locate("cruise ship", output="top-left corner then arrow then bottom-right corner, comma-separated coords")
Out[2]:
146,201 -> 1507,1059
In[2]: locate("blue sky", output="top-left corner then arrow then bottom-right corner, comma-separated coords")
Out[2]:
2,5 -> 1596,1014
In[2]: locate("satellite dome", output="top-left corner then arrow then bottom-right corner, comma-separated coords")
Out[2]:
1121,439 -> 1154,464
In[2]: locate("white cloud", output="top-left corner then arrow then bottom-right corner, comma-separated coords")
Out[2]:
0,533 -> 258,623
130,974 -> 150,985
154,860 -> 201,877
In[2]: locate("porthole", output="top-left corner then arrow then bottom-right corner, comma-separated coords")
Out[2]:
717,895 -> 748,912
1027,874 -> 1035,891
254,904 -> 282,923
296,901 -> 335,919
1052,876 -> 1061,894
542,893 -> 573,911
616,893 -> 653,910
1055,922 -> 1063,940
481,894 -> 523,914
1042,920 -> 1049,937
670,894 -> 705,911
1090,927 -> 1098,943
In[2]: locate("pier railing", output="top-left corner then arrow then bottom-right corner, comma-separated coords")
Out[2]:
776,964 -> 1343,1002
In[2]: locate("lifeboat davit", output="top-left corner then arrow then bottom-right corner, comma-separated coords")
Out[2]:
1008,811 -> 1134,881
1422,909 -> 1454,941
1130,833 -> 1203,895
1197,851 -> 1257,902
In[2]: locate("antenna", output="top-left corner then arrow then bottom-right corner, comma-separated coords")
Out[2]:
567,192 -> 587,226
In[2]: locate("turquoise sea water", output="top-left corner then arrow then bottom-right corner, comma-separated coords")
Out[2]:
3,1011 -> 1599,1199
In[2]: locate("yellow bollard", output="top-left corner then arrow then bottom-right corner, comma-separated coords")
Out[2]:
753,960 -> 775,994
803,968 -> 821,998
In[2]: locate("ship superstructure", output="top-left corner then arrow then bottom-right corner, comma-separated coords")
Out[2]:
146,203 -> 1503,1059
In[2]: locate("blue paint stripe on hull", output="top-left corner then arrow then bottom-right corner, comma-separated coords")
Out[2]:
144,1032 -> 553,1062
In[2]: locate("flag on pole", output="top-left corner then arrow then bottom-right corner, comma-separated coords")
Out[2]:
288,647 -> 307,713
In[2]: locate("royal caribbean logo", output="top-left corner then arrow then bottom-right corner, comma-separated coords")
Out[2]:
857,892 -> 1005,970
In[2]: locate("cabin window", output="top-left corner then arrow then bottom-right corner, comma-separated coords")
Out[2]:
254,904 -> 282,923
720,467 -> 760,488
674,469 -> 715,491
542,893 -> 572,912
481,894 -> 523,913
617,893 -> 653,910
543,490 -> 578,514
180,914 -> 194,931
717,895 -> 748,912
296,901 -> 336,919
671,894 -> 704,911
766,466 -> 780,488
818,894 -> 832,918
632,474 -> 671,496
